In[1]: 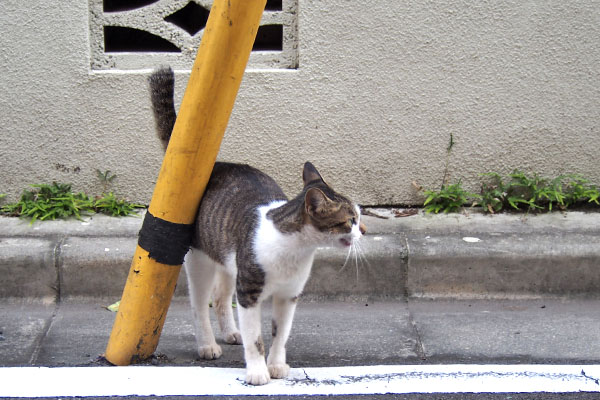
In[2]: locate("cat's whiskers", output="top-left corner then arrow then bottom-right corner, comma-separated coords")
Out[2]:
353,241 -> 360,281
354,239 -> 370,269
337,235 -> 369,283
352,239 -> 369,281
338,243 -> 354,274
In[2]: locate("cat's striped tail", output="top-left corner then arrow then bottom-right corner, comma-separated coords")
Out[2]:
148,66 -> 177,150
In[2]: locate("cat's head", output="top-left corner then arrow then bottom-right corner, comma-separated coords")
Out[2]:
302,162 -> 366,248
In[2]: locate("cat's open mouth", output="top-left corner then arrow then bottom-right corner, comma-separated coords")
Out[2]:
339,238 -> 352,247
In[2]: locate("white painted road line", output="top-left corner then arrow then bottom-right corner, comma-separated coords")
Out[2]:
1,364 -> 599,397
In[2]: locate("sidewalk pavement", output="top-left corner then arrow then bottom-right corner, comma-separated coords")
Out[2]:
1,209 -> 599,368
2,298 -> 600,367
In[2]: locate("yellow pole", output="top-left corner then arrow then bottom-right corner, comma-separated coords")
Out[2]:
105,0 -> 267,366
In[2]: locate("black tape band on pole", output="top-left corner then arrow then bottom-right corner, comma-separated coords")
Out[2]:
138,211 -> 194,266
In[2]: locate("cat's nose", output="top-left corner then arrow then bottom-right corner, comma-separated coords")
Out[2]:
359,222 -> 367,235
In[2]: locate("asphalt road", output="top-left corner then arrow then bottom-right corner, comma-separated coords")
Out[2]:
2,298 -> 599,398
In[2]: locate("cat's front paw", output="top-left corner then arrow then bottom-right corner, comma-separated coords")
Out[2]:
197,343 -> 222,360
224,331 -> 242,345
268,363 -> 290,379
246,365 -> 271,385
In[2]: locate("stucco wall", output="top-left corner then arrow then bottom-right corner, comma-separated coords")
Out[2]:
1,1 -> 599,206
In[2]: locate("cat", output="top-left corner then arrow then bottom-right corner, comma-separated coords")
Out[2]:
148,66 -> 366,385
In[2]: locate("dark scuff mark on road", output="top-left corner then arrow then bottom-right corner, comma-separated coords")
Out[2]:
581,369 -> 600,385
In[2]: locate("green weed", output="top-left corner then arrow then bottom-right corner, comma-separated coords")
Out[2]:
94,192 -> 145,217
418,167 -> 599,214
441,133 -> 455,188
1,183 -> 94,222
476,172 -> 505,213
0,182 -> 144,222
562,175 -> 600,207
96,169 -> 117,192
418,133 -> 480,213
477,171 -> 600,213
423,182 -> 479,214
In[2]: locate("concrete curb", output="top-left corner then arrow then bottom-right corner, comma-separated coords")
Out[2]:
1,210 -> 599,300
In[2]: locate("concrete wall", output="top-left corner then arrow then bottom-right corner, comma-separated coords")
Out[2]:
1,1 -> 599,206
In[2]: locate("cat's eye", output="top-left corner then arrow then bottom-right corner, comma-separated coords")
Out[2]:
334,217 -> 355,230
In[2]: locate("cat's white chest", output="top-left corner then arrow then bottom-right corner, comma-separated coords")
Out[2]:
253,201 -> 316,298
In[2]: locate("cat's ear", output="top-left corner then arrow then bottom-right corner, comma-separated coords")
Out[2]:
304,187 -> 329,217
302,162 -> 325,186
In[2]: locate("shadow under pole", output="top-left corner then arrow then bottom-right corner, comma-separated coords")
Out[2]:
104,0 -> 267,366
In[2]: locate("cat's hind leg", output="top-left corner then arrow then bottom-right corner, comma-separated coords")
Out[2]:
266,295 -> 297,379
184,249 -> 222,359
213,261 -> 242,345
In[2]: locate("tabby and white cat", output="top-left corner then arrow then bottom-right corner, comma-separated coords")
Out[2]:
149,67 -> 366,385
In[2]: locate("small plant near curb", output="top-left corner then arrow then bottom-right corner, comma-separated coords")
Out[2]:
415,134 -> 599,214
419,171 -> 599,215
422,182 -> 478,214
94,169 -> 145,216
0,182 -> 145,222
94,192 -> 145,217
477,171 -> 600,213
96,169 -> 117,193
561,175 -> 600,207
416,133 -> 480,214
1,183 -> 94,222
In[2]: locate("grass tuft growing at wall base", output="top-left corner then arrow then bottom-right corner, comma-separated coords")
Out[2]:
419,171 -> 599,214
0,182 -> 145,222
